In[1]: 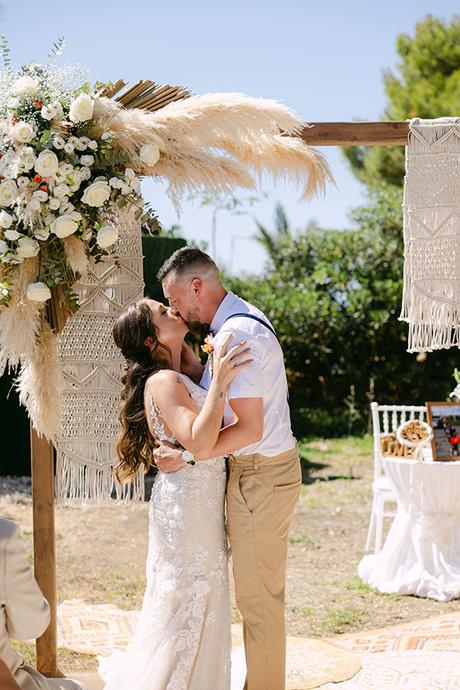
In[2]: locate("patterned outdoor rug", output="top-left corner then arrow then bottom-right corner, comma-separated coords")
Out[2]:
319,650 -> 460,689
57,599 -> 361,689
331,612 -> 460,653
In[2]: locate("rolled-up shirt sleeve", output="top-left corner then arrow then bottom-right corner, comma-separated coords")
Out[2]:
215,327 -> 265,400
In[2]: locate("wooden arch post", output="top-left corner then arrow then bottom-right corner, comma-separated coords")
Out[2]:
32,120 -> 409,674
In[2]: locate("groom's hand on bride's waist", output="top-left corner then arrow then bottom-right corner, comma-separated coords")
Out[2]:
154,441 -> 187,473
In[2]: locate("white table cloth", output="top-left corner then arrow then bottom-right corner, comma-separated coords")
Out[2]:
358,457 -> 460,601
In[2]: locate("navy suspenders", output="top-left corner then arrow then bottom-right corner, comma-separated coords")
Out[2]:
222,312 -> 279,341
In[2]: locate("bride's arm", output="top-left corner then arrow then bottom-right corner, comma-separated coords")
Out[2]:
148,336 -> 251,457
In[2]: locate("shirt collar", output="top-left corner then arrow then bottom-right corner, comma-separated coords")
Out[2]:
209,291 -> 239,334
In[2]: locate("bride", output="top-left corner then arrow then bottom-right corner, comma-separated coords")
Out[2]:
99,297 -> 251,690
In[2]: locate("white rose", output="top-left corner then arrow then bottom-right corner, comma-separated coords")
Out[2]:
17,177 -> 30,189
10,121 -> 35,144
0,239 -> 7,253
68,93 -> 94,123
7,97 -> 20,110
139,143 -> 160,167
48,197 -> 61,210
80,155 -> 94,167
26,281 -> 51,303
0,180 -> 18,207
34,150 -> 59,178
130,177 -> 141,192
68,136 -> 79,147
17,236 -> 40,258
64,142 -> 74,154
0,211 -> 13,228
78,136 -> 90,149
53,168 -> 66,183
28,199 -> 41,211
80,167 -> 92,180
4,229 -> 21,240
51,214 -> 78,238
81,180 -> 111,207
34,227 -> 50,241
53,136 -> 65,150
12,75 -> 38,97
53,183 -> 70,198
124,168 -> 135,180
21,149 -> 36,172
96,224 -> 118,248
101,131 -> 112,141
88,140 -> 98,151
33,190 -> 48,202
109,177 -> 123,189
41,103 -> 58,121
61,163 -> 74,174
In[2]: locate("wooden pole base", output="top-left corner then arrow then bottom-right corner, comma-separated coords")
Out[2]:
30,424 -> 58,677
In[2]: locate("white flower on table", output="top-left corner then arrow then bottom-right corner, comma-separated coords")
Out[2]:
10,121 -> 35,144
81,180 -> 111,207
0,211 -> 13,229
139,143 -> 160,167
34,150 -> 59,178
26,281 -> 51,303
96,224 -> 118,248
68,93 -> 94,123
17,236 -> 39,258
11,75 -> 38,96
0,180 -> 18,207
51,214 -> 79,238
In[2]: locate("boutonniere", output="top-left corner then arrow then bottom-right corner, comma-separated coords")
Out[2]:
201,334 -> 215,375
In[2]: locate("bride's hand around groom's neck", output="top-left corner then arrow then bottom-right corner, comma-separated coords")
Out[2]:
180,342 -> 204,383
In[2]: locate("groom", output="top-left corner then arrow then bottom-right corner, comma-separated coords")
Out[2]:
153,247 -> 301,690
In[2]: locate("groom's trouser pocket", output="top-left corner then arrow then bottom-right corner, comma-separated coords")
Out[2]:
227,447 -> 301,690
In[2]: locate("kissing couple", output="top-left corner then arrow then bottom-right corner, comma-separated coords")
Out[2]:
99,247 -> 302,690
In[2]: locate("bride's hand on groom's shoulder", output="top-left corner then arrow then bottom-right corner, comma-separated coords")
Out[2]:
153,441 -> 187,473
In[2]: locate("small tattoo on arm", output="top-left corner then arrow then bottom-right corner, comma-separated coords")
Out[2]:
219,391 -> 224,399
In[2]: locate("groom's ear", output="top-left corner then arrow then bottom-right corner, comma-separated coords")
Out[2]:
191,278 -> 202,295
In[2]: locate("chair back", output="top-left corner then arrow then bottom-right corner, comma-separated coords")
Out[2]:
370,402 -> 427,479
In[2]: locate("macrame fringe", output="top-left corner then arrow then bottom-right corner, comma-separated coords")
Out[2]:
400,293 -> 460,352
56,449 -> 145,504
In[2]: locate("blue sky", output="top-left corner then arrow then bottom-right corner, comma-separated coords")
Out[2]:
2,0 -> 459,273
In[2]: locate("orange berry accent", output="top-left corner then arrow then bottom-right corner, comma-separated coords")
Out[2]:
33,175 -> 42,184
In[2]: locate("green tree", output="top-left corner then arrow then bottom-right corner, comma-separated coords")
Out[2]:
345,15 -> 460,187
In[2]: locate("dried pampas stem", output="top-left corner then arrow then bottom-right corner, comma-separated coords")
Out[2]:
17,319 -> 62,440
92,92 -> 333,202
62,236 -> 90,278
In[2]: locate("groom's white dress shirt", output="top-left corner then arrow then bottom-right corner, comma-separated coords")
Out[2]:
200,291 -> 296,456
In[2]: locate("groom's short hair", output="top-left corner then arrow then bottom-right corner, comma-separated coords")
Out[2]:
157,247 -> 219,283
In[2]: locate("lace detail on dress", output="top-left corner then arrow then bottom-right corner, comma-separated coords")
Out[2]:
100,372 -> 231,690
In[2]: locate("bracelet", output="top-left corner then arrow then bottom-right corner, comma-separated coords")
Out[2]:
181,449 -> 196,465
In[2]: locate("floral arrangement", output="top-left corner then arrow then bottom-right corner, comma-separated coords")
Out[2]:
0,53 -> 159,314
0,38 -> 333,439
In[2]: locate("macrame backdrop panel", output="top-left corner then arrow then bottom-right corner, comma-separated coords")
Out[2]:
401,117 -> 460,352
55,210 -> 145,502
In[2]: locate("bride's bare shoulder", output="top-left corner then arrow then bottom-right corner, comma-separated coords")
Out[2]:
146,369 -> 185,394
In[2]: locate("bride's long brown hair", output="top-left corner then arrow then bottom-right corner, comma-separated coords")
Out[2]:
112,298 -> 170,482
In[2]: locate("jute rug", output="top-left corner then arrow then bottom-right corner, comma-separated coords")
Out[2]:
319,650 -> 460,690
57,599 -> 361,689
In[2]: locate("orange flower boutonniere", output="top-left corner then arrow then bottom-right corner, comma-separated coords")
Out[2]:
201,334 -> 215,355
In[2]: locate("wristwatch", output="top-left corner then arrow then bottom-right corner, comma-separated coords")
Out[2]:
181,449 -> 196,466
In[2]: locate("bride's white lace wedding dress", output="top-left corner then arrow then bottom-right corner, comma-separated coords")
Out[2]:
99,373 -> 231,690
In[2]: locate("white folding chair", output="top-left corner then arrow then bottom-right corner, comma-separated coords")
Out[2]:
365,402 -> 427,553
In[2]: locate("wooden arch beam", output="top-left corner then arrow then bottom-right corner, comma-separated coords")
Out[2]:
299,121 -> 409,147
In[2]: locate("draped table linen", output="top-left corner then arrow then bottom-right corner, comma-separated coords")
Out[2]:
358,457 -> 460,601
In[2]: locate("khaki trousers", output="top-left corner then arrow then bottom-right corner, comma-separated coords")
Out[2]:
227,446 -> 301,690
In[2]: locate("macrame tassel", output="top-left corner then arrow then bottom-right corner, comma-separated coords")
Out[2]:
400,118 -> 460,352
